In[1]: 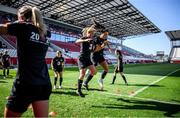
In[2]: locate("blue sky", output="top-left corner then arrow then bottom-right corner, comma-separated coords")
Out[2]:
124,0 -> 180,55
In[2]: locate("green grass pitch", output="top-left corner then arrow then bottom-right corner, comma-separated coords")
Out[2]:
0,63 -> 180,117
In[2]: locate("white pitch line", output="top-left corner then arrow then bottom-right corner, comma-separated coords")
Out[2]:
102,92 -> 180,105
129,69 -> 180,97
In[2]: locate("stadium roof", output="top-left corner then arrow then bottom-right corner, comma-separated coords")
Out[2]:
0,0 -> 161,38
165,30 -> 180,41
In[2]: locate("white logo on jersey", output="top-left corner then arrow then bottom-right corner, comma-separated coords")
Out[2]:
57,61 -> 61,65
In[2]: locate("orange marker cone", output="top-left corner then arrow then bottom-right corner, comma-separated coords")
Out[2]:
6,96 -> 12,100
128,91 -> 134,95
116,89 -> 120,94
6,96 -> 10,100
49,111 -> 57,117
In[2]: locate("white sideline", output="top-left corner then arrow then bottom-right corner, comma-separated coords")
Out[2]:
102,92 -> 180,105
129,69 -> 180,97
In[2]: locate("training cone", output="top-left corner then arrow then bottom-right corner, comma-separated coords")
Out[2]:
116,89 -> 120,94
28,104 -> 32,109
6,96 -> 12,100
6,96 -> 9,100
129,91 -> 135,95
49,111 -> 57,117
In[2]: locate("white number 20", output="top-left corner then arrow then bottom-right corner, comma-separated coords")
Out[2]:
30,32 -> 40,41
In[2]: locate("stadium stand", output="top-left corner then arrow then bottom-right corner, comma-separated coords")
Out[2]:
0,32 -> 157,66
0,0 -> 161,66
0,18 -> 157,66
166,30 -> 180,64
50,40 -> 80,52
169,47 -> 180,63
1,35 -> 16,48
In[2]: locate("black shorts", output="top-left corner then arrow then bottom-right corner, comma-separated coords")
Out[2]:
3,63 -> 10,68
54,67 -> 63,72
78,56 -> 93,69
115,65 -> 123,73
92,55 -> 105,66
0,62 -> 3,68
6,80 -> 52,113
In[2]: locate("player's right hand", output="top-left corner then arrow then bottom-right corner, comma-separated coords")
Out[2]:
85,38 -> 93,42
104,40 -> 109,45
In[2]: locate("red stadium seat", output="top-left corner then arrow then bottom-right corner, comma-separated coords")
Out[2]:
1,35 -> 17,48
51,40 -> 80,52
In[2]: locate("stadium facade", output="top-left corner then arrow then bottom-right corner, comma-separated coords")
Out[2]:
166,30 -> 180,64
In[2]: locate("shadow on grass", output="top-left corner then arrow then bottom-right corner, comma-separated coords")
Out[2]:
51,91 -> 88,97
88,88 -> 108,92
92,97 -> 180,117
171,99 -> 180,103
0,80 -> 8,83
0,75 -> 4,79
57,87 -> 107,92
0,75 -> 14,79
62,87 -> 77,90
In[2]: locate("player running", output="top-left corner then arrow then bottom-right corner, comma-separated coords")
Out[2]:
83,29 -> 111,90
75,26 -> 96,97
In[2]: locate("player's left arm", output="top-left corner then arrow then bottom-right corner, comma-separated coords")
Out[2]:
1,23 -> 22,36
0,24 -> 8,35
62,58 -> 65,70
8,55 -> 11,65
51,59 -> 54,70
106,43 -> 112,53
93,44 -> 102,52
94,40 -> 110,52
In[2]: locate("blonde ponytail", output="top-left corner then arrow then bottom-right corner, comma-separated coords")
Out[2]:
82,27 -> 89,37
32,7 -> 47,36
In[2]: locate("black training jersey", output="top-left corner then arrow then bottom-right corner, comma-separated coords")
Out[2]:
7,21 -> 50,85
2,54 -> 10,64
52,56 -> 64,69
79,37 -> 93,58
93,36 -> 106,56
117,55 -> 123,67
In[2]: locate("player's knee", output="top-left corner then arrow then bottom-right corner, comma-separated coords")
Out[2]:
80,71 -> 85,78
90,68 -> 97,76
104,68 -> 109,73
58,73 -> 61,76
57,74 -> 60,78
90,71 -> 96,76
94,70 -> 97,75
80,75 -> 85,79
54,74 -> 58,77
60,75 -> 63,78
